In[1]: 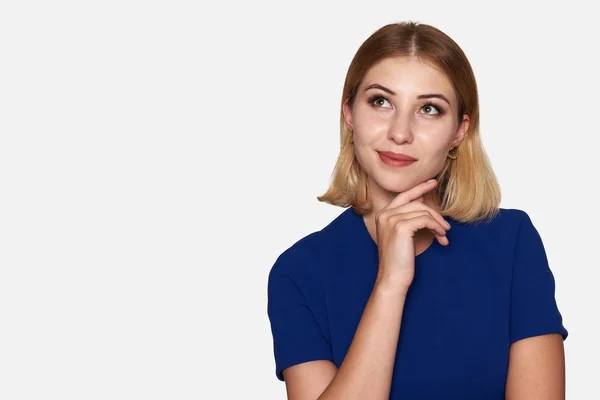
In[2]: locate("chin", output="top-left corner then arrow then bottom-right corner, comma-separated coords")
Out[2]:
371,172 -> 420,194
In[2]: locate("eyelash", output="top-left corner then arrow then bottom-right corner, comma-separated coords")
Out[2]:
367,95 -> 445,116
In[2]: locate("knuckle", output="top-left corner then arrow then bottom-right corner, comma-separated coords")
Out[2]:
422,216 -> 433,226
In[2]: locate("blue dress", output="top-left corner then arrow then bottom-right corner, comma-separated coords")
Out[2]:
267,207 -> 568,399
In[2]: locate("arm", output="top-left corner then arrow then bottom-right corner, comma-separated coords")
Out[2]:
283,181 -> 449,399
506,211 -> 568,398
273,180 -> 449,399
283,278 -> 408,400
505,333 -> 565,399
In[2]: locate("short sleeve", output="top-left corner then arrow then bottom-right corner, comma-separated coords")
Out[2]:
510,212 -> 568,345
267,261 -> 334,381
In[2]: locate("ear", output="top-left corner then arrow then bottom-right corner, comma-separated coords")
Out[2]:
342,98 -> 353,130
452,114 -> 470,146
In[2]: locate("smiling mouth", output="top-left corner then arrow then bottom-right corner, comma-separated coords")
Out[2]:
376,150 -> 417,167
377,151 -> 416,161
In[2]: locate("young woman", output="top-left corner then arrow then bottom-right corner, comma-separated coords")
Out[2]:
267,21 -> 568,400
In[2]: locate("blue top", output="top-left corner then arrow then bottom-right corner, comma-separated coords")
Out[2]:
267,207 -> 568,398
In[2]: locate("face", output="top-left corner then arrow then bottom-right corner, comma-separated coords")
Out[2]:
343,56 -> 470,198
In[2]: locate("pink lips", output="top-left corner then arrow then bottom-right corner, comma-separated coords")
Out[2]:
377,151 -> 416,167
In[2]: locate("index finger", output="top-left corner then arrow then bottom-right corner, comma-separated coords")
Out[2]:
383,179 -> 438,210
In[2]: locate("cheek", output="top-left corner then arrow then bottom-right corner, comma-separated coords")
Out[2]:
430,142 -> 450,157
420,126 -> 455,153
352,142 -> 376,175
353,108 -> 388,139
424,146 -> 453,173
418,135 -> 453,164
355,123 -> 387,146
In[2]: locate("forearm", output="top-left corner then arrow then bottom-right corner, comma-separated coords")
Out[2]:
318,278 -> 408,400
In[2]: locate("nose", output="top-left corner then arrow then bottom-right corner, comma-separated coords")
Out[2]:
387,110 -> 413,144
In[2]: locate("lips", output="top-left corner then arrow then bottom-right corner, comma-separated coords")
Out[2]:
377,151 -> 416,161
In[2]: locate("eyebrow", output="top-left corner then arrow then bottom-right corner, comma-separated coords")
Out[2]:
364,83 -> 451,105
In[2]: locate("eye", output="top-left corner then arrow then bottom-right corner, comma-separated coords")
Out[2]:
420,102 -> 445,116
368,95 -> 392,109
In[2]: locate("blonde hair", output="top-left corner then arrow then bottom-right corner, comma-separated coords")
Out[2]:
317,21 -> 501,223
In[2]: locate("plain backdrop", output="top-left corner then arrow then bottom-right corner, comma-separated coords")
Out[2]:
0,1 -> 598,399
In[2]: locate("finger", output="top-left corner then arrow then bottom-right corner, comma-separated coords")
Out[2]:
390,212 -> 448,238
385,179 -> 438,210
435,234 -> 449,246
388,213 -> 449,247
387,200 -> 451,231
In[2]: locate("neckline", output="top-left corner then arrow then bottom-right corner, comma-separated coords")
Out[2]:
348,207 -> 442,259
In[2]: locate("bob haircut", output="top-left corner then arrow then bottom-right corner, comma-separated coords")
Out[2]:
318,21 -> 501,224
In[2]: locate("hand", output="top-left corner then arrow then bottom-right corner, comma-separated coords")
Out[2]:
374,179 -> 451,291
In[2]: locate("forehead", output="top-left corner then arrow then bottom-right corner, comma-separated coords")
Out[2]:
361,56 -> 456,101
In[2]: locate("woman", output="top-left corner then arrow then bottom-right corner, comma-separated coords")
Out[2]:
267,21 -> 568,399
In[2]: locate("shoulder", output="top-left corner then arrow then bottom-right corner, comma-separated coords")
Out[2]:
446,208 -> 539,258
268,208 -> 354,279
457,207 -> 533,236
494,208 -> 533,226
490,208 -> 539,240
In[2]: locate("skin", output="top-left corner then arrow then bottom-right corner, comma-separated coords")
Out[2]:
282,56 -> 565,399
342,56 -> 469,252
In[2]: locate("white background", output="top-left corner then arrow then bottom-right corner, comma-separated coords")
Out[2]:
0,1 -> 597,398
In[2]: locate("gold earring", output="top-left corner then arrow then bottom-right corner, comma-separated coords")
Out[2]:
349,127 -> 354,143
447,145 -> 458,160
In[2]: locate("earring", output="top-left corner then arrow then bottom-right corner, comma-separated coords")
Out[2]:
349,127 -> 354,143
447,145 -> 458,160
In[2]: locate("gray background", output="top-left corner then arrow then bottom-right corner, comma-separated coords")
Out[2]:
0,0 -> 596,398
